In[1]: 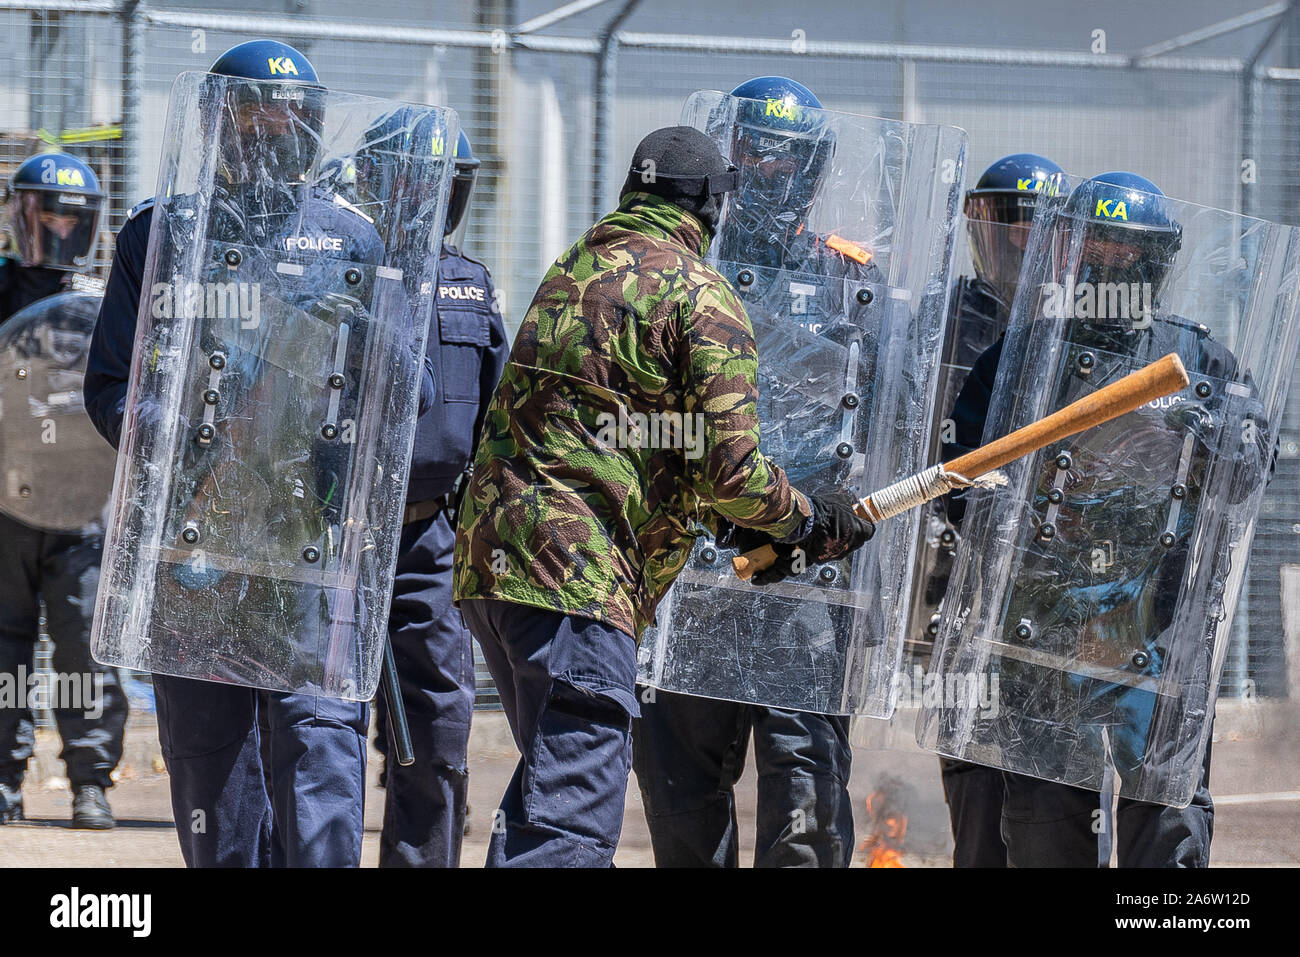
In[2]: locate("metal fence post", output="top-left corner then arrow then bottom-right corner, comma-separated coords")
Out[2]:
592,0 -> 640,221
120,0 -> 143,208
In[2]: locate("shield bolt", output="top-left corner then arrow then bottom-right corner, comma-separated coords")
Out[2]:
927,614 -> 941,636
223,249 -> 241,267
1160,531 -> 1176,547
1131,651 -> 1151,669
835,442 -> 853,459
1055,452 -> 1072,470
196,423 -> 215,443
15,368 -> 27,380
1047,488 -> 1064,505
1171,483 -> 1187,500
940,529 -> 957,548
856,288 -> 873,305
328,373 -> 346,390
202,389 -> 219,406
209,353 -> 226,370
1195,381 -> 1212,398
344,268 -> 362,286
842,393 -> 859,410
818,566 -> 837,583
1014,621 -> 1033,640
18,485 -> 31,498
1038,523 -> 1056,541
700,546 -> 717,564
321,423 -> 339,440
1078,352 -> 1095,373
736,269 -> 754,288
181,525 -> 200,545
302,546 -> 320,563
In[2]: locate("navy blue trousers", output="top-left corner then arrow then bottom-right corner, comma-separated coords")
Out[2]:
153,674 -> 367,867
460,598 -> 639,867
1000,735 -> 1215,868
0,514 -> 126,790
632,688 -> 855,867
373,511 -> 474,867
939,757 -> 1009,867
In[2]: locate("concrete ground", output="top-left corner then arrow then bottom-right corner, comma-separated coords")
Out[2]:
1,700 -> 1296,867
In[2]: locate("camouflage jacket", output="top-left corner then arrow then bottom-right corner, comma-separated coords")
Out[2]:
453,192 -> 812,639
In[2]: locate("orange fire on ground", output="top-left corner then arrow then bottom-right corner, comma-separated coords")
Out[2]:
860,778 -> 910,867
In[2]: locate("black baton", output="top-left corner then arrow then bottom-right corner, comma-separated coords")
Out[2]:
381,637 -> 415,767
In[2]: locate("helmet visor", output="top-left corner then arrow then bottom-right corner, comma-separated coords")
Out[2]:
444,162 -> 479,247
10,188 -> 102,270
1058,220 -> 1180,304
964,192 -> 1038,305
219,82 -> 325,184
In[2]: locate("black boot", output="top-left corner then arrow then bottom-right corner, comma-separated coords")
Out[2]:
71,784 -> 115,830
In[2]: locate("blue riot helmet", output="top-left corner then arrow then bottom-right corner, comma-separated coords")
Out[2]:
354,105 -> 419,223
208,39 -> 326,188
8,152 -> 103,271
723,76 -> 834,236
209,39 -> 320,83
355,106 -> 460,242
964,152 -> 1066,305
1060,171 -> 1183,314
445,130 -> 480,237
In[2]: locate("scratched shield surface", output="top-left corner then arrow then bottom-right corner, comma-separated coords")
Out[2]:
0,290 -> 116,534
638,91 -> 967,717
90,72 -> 458,700
918,183 -> 1300,806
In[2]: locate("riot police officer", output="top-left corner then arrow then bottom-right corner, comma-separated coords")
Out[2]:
0,151 -> 126,828
84,39 -> 434,867
927,153 -> 1065,867
631,77 -> 880,868
947,171 -> 1267,867
368,128 -> 509,867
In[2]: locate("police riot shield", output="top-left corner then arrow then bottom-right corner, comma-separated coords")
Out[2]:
0,289 -> 116,533
637,91 -> 967,716
90,73 -> 458,700
905,179 -> 1073,650
917,182 -> 1300,806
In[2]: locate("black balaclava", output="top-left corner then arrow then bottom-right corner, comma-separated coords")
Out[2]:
621,126 -> 739,234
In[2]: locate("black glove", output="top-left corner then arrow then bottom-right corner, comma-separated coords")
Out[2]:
801,492 -> 876,563
720,492 -> 875,586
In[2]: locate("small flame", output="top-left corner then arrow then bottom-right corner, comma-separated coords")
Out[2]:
860,780 -> 911,867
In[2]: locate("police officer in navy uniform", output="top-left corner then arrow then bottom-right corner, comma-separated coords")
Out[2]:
84,39 -> 434,867
370,130 -> 509,867
930,153 -> 1065,867
947,171 -> 1266,867
633,77 -> 879,868
0,152 -> 126,828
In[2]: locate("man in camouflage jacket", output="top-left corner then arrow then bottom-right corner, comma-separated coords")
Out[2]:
453,126 -> 875,867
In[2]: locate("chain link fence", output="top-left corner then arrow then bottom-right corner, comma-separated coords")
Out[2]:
1,0 -> 1297,703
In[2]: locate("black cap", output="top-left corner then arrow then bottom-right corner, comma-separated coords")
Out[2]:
622,126 -> 739,232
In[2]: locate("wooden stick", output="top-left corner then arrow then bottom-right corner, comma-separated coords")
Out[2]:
732,352 -> 1189,580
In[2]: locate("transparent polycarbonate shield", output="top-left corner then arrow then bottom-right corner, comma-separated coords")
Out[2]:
918,183 -> 1300,806
904,183 -> 1075,652
905,274 -> 1014,648
637,91 -> 967,716
0,290 -> 116,533
90,72 -> 458,700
